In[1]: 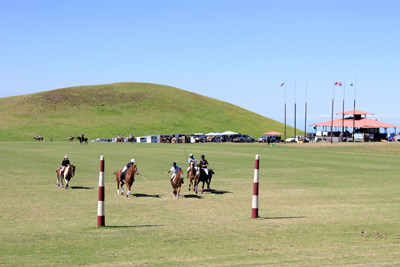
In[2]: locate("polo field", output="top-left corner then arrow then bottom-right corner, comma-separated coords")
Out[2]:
0,141 -> 399,266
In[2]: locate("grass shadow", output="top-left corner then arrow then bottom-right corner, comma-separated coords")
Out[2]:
208,189 -> 231,195
132,193 -> 161,198
70,186 -> 94,190
105,224 -> 164,228
257,216 -> 307,220
183,194 -> 204,199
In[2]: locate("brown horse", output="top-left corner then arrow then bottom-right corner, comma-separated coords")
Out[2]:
33,136 -> 43,141
171,169 -> 183,199
76,136 -> 88,144
188,161 -> 197,191
56,164 -> 76,189
68,136 -> 74,142
114,164 -> 138,197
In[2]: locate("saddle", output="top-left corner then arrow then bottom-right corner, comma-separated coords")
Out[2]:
59,166 -> 69,177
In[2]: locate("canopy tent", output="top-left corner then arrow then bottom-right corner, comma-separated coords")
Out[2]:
205,132 -> 223,136
221,131 -> 238,135
263,131 -> 283,135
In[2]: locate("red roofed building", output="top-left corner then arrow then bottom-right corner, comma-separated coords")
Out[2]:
310,110 -> 399,141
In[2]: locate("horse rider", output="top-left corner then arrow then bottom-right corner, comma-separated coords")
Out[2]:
186,153 -> 197,177
81,133 -> 85,141
198,154 -> 209,176
119,158 -> 136,182
169,162 -> 183,184
60,155 -> 70,178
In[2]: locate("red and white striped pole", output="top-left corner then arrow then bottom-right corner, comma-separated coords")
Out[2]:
252,154 -> 260,218
97,155 -> 105,227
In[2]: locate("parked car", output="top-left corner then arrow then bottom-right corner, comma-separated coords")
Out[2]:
285,136 -> 296,143
232,134 -> 255,143
258,135 -> 279,143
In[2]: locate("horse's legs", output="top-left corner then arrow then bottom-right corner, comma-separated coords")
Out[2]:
173,189 -> 177,198
121,184 -> 124,195
65,179 -> 69,189
177,187 -> 180,199
117,181 -> 120,195
126,184 -> 131,197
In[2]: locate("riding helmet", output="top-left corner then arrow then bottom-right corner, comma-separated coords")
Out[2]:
172,162 -> 176,166
131,158 -> 136,163
189,153 -> 193,157
64,155 -> 68,158
201,154 -> 205,159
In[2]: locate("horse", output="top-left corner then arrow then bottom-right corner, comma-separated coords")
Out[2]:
76,136 -> 88,144
188,161 -> 197,191
116,137 -> 123,142
33,136 -> 43,141
56,164 -> 76,189
114,164 -> 138,197
171,169 -> 183,199
68,136 -> 74,142
195,166 -> 214,194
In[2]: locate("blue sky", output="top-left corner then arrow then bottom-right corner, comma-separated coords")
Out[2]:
1,0 -> 399,132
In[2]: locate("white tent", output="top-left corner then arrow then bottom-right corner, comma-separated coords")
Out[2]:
206,132 -> 223,136
221,131 -> 238,135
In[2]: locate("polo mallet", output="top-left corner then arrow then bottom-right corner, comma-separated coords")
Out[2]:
137,172 -> 150,183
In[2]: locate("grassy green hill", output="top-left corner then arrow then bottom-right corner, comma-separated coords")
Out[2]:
0,82 -> 298,141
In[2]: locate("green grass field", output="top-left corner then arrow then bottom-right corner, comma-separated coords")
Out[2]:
1,141 -> 399,266
0,83 -> 297,141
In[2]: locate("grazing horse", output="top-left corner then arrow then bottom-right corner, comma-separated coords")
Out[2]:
195,166 -> 214,194
188,161 -> 197,191
33,136 -> 43,141
68,136 -> 74,142
76,136 -> 88,144
114,164 -> 138,197
56,164 -> 76,189
171,169 -> 183,199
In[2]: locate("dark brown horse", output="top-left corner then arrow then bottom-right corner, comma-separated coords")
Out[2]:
188,161 -> 197,191
56,164 -> 76,189
114,164 -> 138,197
171,169 -> 183,199
33,136 -> 43,141
195,166 -> 214,194
76,136 -> 88,144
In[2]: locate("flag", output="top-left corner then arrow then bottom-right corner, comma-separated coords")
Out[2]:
279,82 -> 285,88
334,81 -> 343,86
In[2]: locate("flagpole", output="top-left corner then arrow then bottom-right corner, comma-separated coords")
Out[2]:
342,77 -> 345,142
352,77 -> 356,142
304,81 -> 307,138
294,81 -> 297,138
284,81 -> 287,144
331,77 -> 334,144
